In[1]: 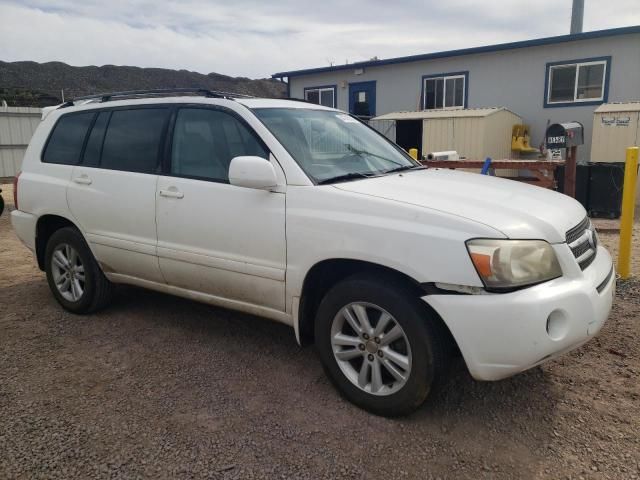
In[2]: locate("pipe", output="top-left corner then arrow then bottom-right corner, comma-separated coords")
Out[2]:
618,147 -> 639,279
570,0 -> 584,34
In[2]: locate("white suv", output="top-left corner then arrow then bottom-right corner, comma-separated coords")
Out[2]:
11,89 -> 615,416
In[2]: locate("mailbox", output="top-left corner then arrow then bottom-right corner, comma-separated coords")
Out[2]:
545,122 -> 584,149
546,121 -> 584,200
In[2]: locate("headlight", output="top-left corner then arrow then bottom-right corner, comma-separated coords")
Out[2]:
466,239 -> 562,290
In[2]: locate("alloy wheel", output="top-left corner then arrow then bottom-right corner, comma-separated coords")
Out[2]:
330,302 -> 412,396
51,243 -> 85,302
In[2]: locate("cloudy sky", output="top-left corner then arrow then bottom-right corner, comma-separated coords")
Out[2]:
1,0 -> 639,79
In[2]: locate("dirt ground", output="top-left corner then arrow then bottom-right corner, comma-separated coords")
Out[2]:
1,182 -> 639,480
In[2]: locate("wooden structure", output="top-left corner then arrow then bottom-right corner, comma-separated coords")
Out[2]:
421,159 -> 564,189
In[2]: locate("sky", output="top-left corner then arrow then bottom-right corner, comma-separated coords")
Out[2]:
1,0 -> 639,79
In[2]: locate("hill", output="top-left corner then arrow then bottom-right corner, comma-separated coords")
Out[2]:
0,61 -> 286,107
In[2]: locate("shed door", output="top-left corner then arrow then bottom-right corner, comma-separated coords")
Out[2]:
396,120 -> 423,159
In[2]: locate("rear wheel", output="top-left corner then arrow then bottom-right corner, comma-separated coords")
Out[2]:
45,227 -> 113,313
315,274 -> 450,417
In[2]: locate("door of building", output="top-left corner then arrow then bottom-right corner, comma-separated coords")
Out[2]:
348,81 -> 376,119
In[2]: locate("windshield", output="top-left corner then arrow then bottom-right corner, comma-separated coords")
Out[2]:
252,108 -> 420,184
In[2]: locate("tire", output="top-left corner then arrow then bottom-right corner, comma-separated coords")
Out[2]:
45,227 -> 113,314
315,273 -> 451,417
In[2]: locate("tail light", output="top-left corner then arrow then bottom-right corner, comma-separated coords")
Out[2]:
13,171 -> 21,210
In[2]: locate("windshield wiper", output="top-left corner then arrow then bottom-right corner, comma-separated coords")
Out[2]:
317,172 -> 380,185
383,165 -> 426,174
345,144 -> 405,167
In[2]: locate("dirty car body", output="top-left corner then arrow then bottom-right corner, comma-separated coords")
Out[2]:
11,94 -> 614,415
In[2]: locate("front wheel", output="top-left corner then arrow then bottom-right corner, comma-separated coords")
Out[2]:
45,227 -> 113,313
315,274 -> 450,417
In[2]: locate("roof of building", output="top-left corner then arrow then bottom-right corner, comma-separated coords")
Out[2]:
373,107 -> 517,121
594,102 -> 640,113
273,25 -> 640,79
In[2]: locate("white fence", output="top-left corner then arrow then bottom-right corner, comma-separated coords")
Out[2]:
0,107 -> 41,177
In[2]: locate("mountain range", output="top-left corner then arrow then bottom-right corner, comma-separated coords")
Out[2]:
0,61 -> 287,107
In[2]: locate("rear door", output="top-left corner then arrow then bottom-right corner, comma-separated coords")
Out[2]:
155,106 -> 287,311
67,106 -> 170,283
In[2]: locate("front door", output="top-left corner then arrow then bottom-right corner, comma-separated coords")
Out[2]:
155,106 -> 287,311
349,81 -> 376,119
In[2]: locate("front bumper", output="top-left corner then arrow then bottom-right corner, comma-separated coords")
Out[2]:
424,244 -> 615,381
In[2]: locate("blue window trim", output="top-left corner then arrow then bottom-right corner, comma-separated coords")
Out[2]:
544,56 -> 611,108
420,71 -> 469,110
303,84 -> 337,108
348,80 -> 377,117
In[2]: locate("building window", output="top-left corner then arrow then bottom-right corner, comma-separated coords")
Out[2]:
545,57 -> 610,107
304,86 -> 336,108
422,72 -> 467,110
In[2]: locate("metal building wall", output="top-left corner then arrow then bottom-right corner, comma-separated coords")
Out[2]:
289,33 -> 640,162
0,107 -> 41,177
417,109 -> 521,160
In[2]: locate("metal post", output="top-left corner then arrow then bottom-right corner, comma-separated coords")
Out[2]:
409,148 -> 418,160
618,147 -> 639,279
564,146 -> 577,198
570,0 -> 584,34
481,157 -> 492,175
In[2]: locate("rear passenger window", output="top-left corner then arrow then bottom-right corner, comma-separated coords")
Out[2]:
101,108 -> 168,173
82,111 -> 110,167
171,108 -> 268,182
43,112 -> 95,165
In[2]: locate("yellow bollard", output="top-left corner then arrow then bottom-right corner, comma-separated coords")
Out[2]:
618,146 -> 639,279
409,148 -> 418,160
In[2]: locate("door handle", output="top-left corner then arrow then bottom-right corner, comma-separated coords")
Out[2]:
159,189 -> 184,199
73,175 -> 92,185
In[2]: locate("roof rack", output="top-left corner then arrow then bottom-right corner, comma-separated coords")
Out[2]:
58,88 -> 253,108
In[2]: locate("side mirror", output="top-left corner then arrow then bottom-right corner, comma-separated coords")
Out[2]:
228,156 -> 278,190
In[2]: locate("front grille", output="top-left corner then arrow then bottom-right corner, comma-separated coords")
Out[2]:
566,217 -> 590,244
572,240 -> 591,258
566,217 -> 597,270
578,249 -> 597,270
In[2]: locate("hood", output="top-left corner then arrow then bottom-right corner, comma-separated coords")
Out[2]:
333,168 -> 585,243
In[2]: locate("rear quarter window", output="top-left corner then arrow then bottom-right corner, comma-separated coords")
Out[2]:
42,112 -> 95,165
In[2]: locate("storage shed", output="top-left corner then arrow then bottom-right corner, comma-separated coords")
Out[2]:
0,106 -> 42,178
372,107 -> 522,161
590,102 -> 640,163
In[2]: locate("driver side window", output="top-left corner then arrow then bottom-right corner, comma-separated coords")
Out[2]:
171,108 -> 268,182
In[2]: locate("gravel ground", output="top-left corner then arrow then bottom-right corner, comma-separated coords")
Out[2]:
1,182 -> 639,480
